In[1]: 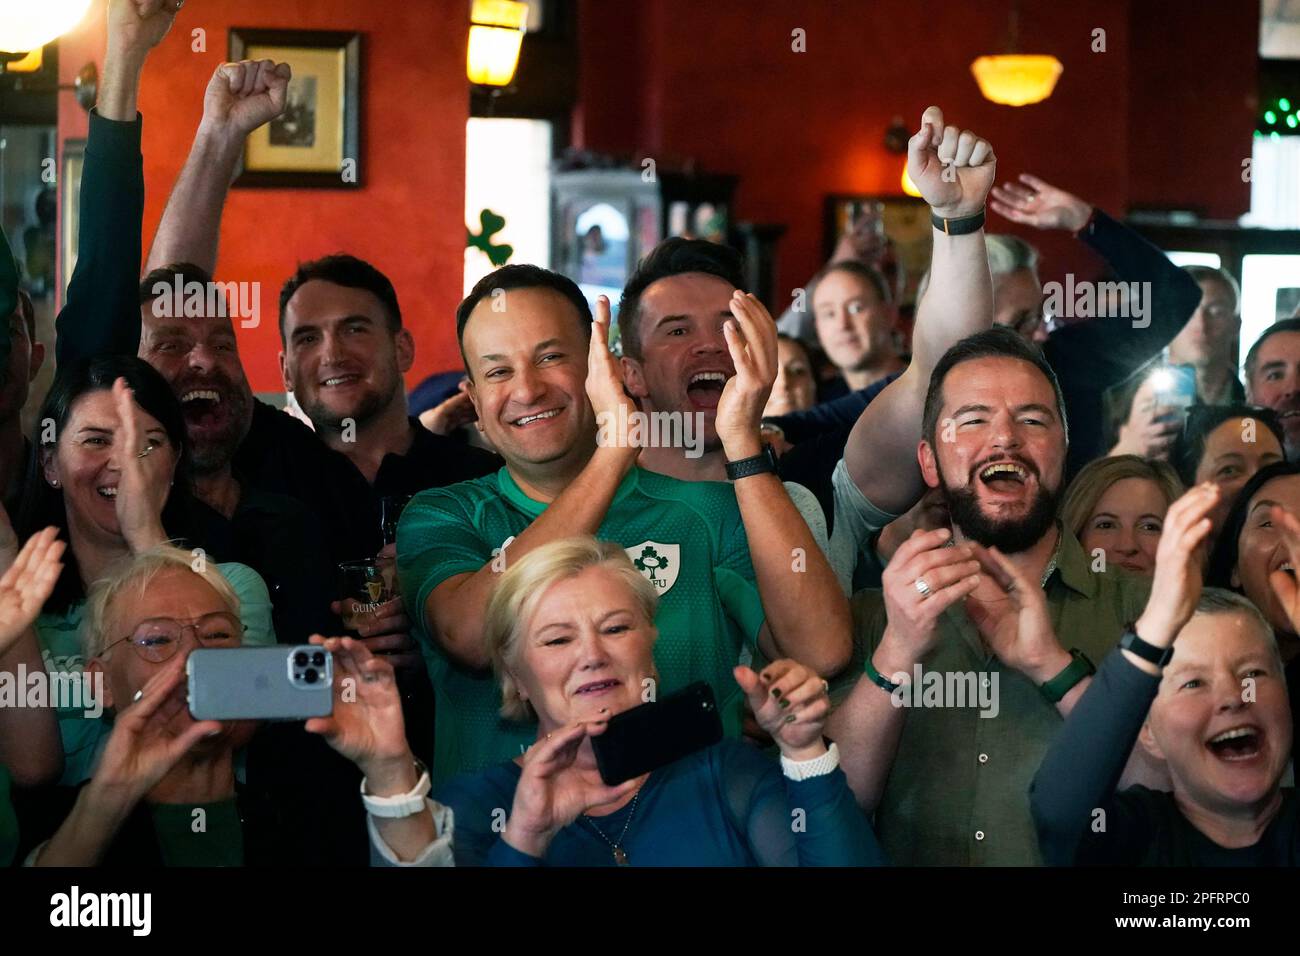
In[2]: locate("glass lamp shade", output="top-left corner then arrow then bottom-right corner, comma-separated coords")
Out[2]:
970,54 -> 1063,107
468,0 -> 528,87
0,0 -> 93,54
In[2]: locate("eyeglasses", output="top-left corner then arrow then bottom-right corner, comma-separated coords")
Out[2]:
104,611 -> 245,663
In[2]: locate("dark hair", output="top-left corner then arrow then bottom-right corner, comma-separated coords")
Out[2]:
1244,317 -> 1300,384
454,264 -> 592,375
17,289 -> 34,339
809,260 -> 892,310
17,355 -> 198,613
278,254 -> 402,337
617,238 -> 745,359
139,262 -> 216,307
921,326 -> 1068,446
1171,403 -> 1284,487
1207,460 -> 1300,592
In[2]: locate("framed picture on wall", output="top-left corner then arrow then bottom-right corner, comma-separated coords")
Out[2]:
59,139 -> 85,299
822,194 -> 931,308
229,29 -> 363,188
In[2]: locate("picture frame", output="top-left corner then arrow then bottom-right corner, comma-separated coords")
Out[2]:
823,194 -> 931,308
229,29 -> 363,189
59,139 -> 85,298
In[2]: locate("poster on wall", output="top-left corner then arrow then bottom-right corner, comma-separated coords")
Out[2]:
229,29 -> 363,189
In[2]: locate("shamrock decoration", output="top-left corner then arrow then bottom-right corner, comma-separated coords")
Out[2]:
634,545 -> 669,584
467,209 -> 514,266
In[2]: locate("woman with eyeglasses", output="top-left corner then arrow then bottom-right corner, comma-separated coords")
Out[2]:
16,356 -> 275,787
25,545 -> 450,866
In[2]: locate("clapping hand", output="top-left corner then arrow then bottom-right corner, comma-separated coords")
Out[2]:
715,292 -> 778,461
965,544 -> 1062,682
111,378 -> 171,553
0,527 -> 65,659
1133,484 -> 1219,650
585,296 -> 641,448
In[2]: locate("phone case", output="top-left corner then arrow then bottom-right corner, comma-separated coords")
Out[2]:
187,646 -> 333,721
590,681 -> 723,785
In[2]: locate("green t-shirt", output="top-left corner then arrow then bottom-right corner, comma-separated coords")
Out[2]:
0,765 -> 17,867
36,561 -> 277,787
397,465 -> 767,786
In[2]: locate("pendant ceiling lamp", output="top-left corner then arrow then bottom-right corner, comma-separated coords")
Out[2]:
971,1 -> 1062,107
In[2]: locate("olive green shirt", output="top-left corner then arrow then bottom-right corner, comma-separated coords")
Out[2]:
850,528 -> 1150,866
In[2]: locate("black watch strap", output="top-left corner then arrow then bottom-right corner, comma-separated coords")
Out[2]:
725,443 -> 779,481
931,208 -> 986,236
1120,626 -> 1175,668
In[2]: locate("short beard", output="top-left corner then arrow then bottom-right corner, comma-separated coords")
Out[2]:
303,374 -> 401,434
938,460 -> 1060,554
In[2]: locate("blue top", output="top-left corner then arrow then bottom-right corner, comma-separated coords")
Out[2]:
437,739 -> 886,866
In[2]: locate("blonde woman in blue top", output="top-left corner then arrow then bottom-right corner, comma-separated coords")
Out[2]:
437,536 -> 884,866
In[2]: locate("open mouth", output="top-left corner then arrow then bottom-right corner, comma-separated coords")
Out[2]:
96,486 -> 118,500
686,370 -> 730,411
574,678 -> 622,696
977,460 -> 1030,491
511,408 -> 562,428
1206,726 -> 1263,762
181,388 -> 226,427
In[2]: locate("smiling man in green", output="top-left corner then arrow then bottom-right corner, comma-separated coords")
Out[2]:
397,267 -> 850,785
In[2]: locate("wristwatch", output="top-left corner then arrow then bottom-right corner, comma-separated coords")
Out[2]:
725,443 -> 779,481
360,758 -> 431,818
1039,648 -> 1096,704
1120,626 -> 1175,668
931,208 -> 986,236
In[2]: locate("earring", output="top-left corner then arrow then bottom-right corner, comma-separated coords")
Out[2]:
49,479 -> 60,488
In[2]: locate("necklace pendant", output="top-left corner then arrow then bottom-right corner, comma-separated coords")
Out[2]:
612,846 -> 629,866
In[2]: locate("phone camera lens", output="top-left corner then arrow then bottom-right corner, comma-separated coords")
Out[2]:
294,651 -> 308,667
303,668 -> 318,684
311,651 -> 325,667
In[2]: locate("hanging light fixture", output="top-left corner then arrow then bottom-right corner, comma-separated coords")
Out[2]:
970,1 -> 1062,107
467,0 -> 529,88
0,0 -> 93,54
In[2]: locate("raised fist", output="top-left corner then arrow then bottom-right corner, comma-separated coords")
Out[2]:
907,106 -> 996,220
202,60 -> 292,139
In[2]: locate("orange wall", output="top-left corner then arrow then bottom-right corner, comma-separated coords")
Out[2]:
58,0 -> 471,392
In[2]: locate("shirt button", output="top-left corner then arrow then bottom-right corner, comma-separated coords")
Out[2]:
975,830 -> 985,841
978,753 -> 989,764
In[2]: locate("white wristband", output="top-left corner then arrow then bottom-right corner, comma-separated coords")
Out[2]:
781,742 -> 840,781
361,759 -> 432,818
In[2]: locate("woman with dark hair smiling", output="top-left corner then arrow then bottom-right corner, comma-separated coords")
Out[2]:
1207,459 -> 1300,751
16,355 -> 274,786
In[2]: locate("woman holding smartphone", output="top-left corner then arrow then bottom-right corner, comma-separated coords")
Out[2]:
436,535 -> 884,866
25,545 -> 450,866
16,356 -> 274,786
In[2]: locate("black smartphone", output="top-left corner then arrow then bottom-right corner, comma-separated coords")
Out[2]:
590,681 -> 723,786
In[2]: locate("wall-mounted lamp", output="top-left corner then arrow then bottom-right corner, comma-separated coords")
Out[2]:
0,0 -> 93,54
467,0 -> 529,88
970,1 -> 1062,107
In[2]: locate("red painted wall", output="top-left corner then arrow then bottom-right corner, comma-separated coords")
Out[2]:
58,0 -> 470,392
576,0 -> 1257,309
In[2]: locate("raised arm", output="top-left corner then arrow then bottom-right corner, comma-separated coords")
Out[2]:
719,293 -> 851,675
145,59 -> 290,274
55,0 -> 179,366
1030,484 -> 1217,864
422,300 -> 639,669
843,107 -> 995,515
